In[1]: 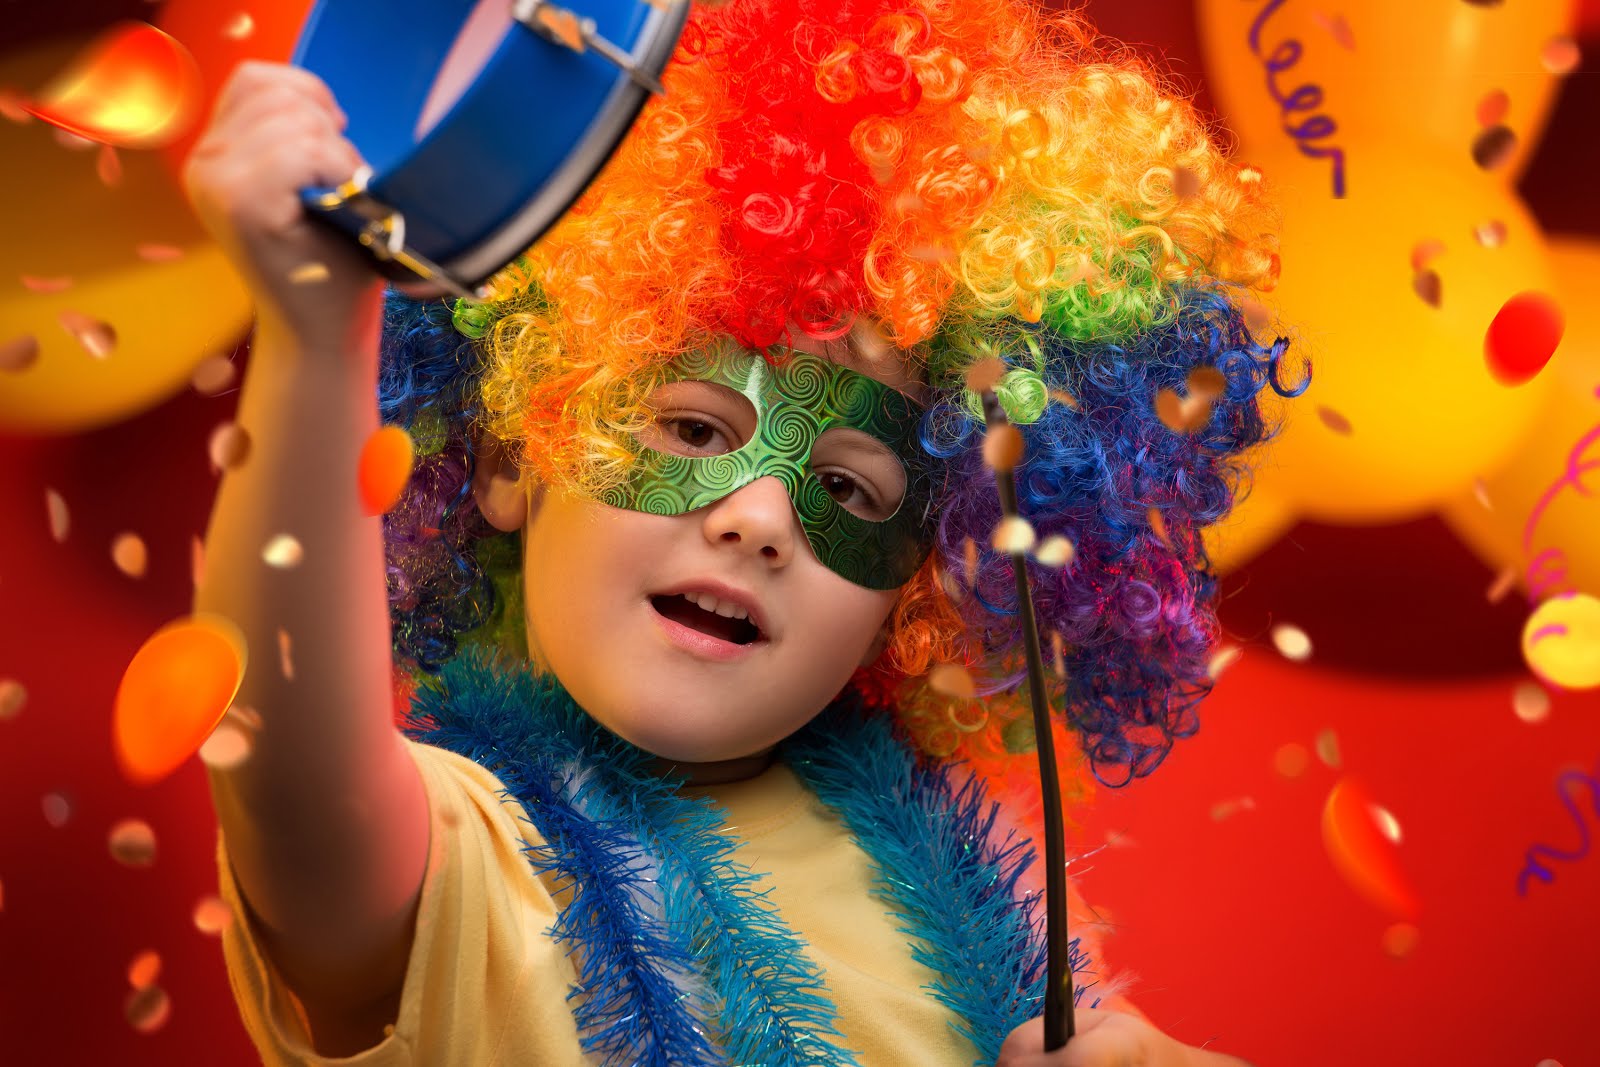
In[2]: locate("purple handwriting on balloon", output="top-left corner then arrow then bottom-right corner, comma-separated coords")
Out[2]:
1246,0 -> 1348,198
1518,390 -> 1600,603
1517,764 -> 1600,896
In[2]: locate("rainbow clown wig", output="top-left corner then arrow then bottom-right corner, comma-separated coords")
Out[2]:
377,0 -> 1306,813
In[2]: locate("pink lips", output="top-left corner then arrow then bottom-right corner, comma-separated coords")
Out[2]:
650,600 -> 767,662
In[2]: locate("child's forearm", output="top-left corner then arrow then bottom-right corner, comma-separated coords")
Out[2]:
196,291 -> 429,948
1184,1045 -> 1258,1067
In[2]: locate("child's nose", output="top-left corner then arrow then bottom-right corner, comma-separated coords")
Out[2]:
701,475 -> 802,569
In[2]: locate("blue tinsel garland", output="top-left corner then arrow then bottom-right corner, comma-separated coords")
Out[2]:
402,646 -> 1100,1067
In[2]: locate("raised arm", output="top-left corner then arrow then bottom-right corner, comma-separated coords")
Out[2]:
185,60 -> 430,1055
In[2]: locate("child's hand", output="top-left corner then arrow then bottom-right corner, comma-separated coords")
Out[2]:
996,1008 -> 1249,1067
183,60 -> 384,352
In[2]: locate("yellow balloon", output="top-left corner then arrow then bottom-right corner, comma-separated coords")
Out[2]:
1522,593 -> 1600,692
0,39 -> 251,435
1442,238 -> 1600,601
1202,485 -> 1293,575
1243,149 -> 1558,522
1196,0 -> 1575,184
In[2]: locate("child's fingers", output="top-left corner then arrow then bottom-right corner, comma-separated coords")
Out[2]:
193,113 -> 365,235
211,60 -> 347,131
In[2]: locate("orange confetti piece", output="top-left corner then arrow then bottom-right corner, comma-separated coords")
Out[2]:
113,615 -> 246,786
111,532 -> 148,578
1321,778 -> 1420,919
97,143 -> 122,187
125,985 -> 171,1035
963,358 -> 1007,395
190,355 -> 236,396
0,335 -> 40,373
192,895 -> 233,935
1412,270 -> 1442,309
963,537 -> 978,586
261,533 -> 304,569
223,13 -> 255,40
1315,727 -> 1342,768
1540,36 -> 1580,76
58,310 -> 116,358
42,791 -> 73,828
45,488 -> 70,542
20,22 -> 201,149
1474,90 -> 1509,128
109,818 -> 157,867
1486,565 -> 1518,604
135,243 -> 185,262
1512,680 -> 1551,723
1207,644 -> 1243,680
1381,922 -> 1420,959
208,422 -> 251,472
190,535 -> 207,591
1273,742 -> 1309,779
1471,125 -> 1516,172
278,627 -> 295,681
1272,623 -> 1313,662
20,275 -> 73,293
1473,220 -> 1507,249
1050,630 -> 1066,678
991,516 -> 1036,555
1408,239 -> 1447,273
982,424 -> 1024,471
127,950 -> 161,990
928,663 -> 977,700
358,426 -> 416,516
0,678 -> 26,721
1316,406 -> 1354,435
1147,507 -> 1171,548
1033,535 -> 1075,568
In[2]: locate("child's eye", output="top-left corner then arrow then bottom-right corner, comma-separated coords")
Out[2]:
653,414 -> 738,454
816,468 -> 887,520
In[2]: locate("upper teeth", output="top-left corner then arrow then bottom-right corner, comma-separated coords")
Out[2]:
684,592 -> 750,622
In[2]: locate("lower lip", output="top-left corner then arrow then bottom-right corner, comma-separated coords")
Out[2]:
650,601 -> 766,662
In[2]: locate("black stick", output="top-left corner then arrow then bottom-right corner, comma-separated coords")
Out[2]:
980,389 -> 1075,1051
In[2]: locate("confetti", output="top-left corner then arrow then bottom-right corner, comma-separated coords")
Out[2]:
928,663 -> 977,700
127,950 -> 161,990
1171,165 -> 1201,200
208,422 -> 252,472
97,143 -> 122,186
1369,803 -> 1403,845
982,424 -> 1024,471
1381,922 -> 1420,959
111,533 -> 148,578
58,310 -> 116,358
536,7 -> 587,50
1033,535 -> 1075,568
42,791 -> 73,828
287,261 -> 330,285
278,627 -> 295,681
991,515 -> 1036,555
1311,11 -> 1355,49
1210,796 -> 1256,821
1470,125 -> 1516,172
1486,565 -> 1518,604
135,243 -> 184,262
1271,623 -> 1313,662
1321,778 -> 1419,919
1474,89 -> 1509,128
1316,406 -> 1354,435
1408,240 -> 1446,273
1207,645 -> 1243,680
0,335 -> 40,372
1240,298 -> 1272,334
1050,630 -> 1066,678
1472,220 -> 1507,249
358,426 -> 416,516
1540,36 -> 1580,76
125,985 -> 171,1035
1486,291 -> 1564,387
20,275 -> 73,293
261,533 -> 304,569
0,679 -> 26,721
1048,388 -> 1079,410
936,567 -> 965,603
963,537 -> 978,587
190,535 -> 206,591
1471,477 -> 1492,509
192,895 -> 234,935
197,714 -> 254,771
223,13 -> 255,40
1273,742 -> 1309,779
1522,593 -> 1600,690
190,355 -> 236,396
109,818 -> 157,867
963,358 -> 1008,395
1412,270 -> 1442,309
45,488 -> 70,542
1512,680 -> 1552,723
1155,367 -> 1226,434
113,615 -> 246,786
1315,728 -> 1342,769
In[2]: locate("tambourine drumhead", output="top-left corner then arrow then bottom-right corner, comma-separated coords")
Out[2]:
293,0 -> 688,298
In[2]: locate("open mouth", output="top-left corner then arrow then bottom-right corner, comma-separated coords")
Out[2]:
649,594 -> 764,646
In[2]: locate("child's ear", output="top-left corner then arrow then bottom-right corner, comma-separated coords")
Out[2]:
471,432 -> 529,533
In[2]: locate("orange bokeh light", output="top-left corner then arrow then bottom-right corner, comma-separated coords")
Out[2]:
113,614 -> 246,786
359,426 -> 416,517
1320,777 -> 1421,920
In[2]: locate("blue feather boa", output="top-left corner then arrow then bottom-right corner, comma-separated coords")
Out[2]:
402,646 -> 1101,1066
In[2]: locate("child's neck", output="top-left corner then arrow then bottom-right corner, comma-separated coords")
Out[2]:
647,747 -> 777,787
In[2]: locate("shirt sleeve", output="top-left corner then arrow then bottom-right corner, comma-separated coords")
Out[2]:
213,738 -> 591,1066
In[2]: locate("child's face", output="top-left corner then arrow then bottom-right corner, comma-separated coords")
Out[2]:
476,332 -> 925,773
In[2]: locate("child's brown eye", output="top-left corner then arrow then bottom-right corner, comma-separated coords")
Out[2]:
675,419 -> 716,449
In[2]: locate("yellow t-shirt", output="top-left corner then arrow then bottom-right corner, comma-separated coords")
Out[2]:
216,736 -> 1108,1066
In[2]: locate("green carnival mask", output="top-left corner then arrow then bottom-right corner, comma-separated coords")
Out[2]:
599,344 -> 937,590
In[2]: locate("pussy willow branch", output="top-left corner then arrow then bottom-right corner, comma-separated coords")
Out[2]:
979,388 -> 1075,1052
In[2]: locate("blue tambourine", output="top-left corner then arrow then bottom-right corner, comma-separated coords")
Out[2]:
292,0 -> 689,298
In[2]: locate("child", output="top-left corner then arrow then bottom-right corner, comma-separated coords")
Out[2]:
185,0 -> 1296,1063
